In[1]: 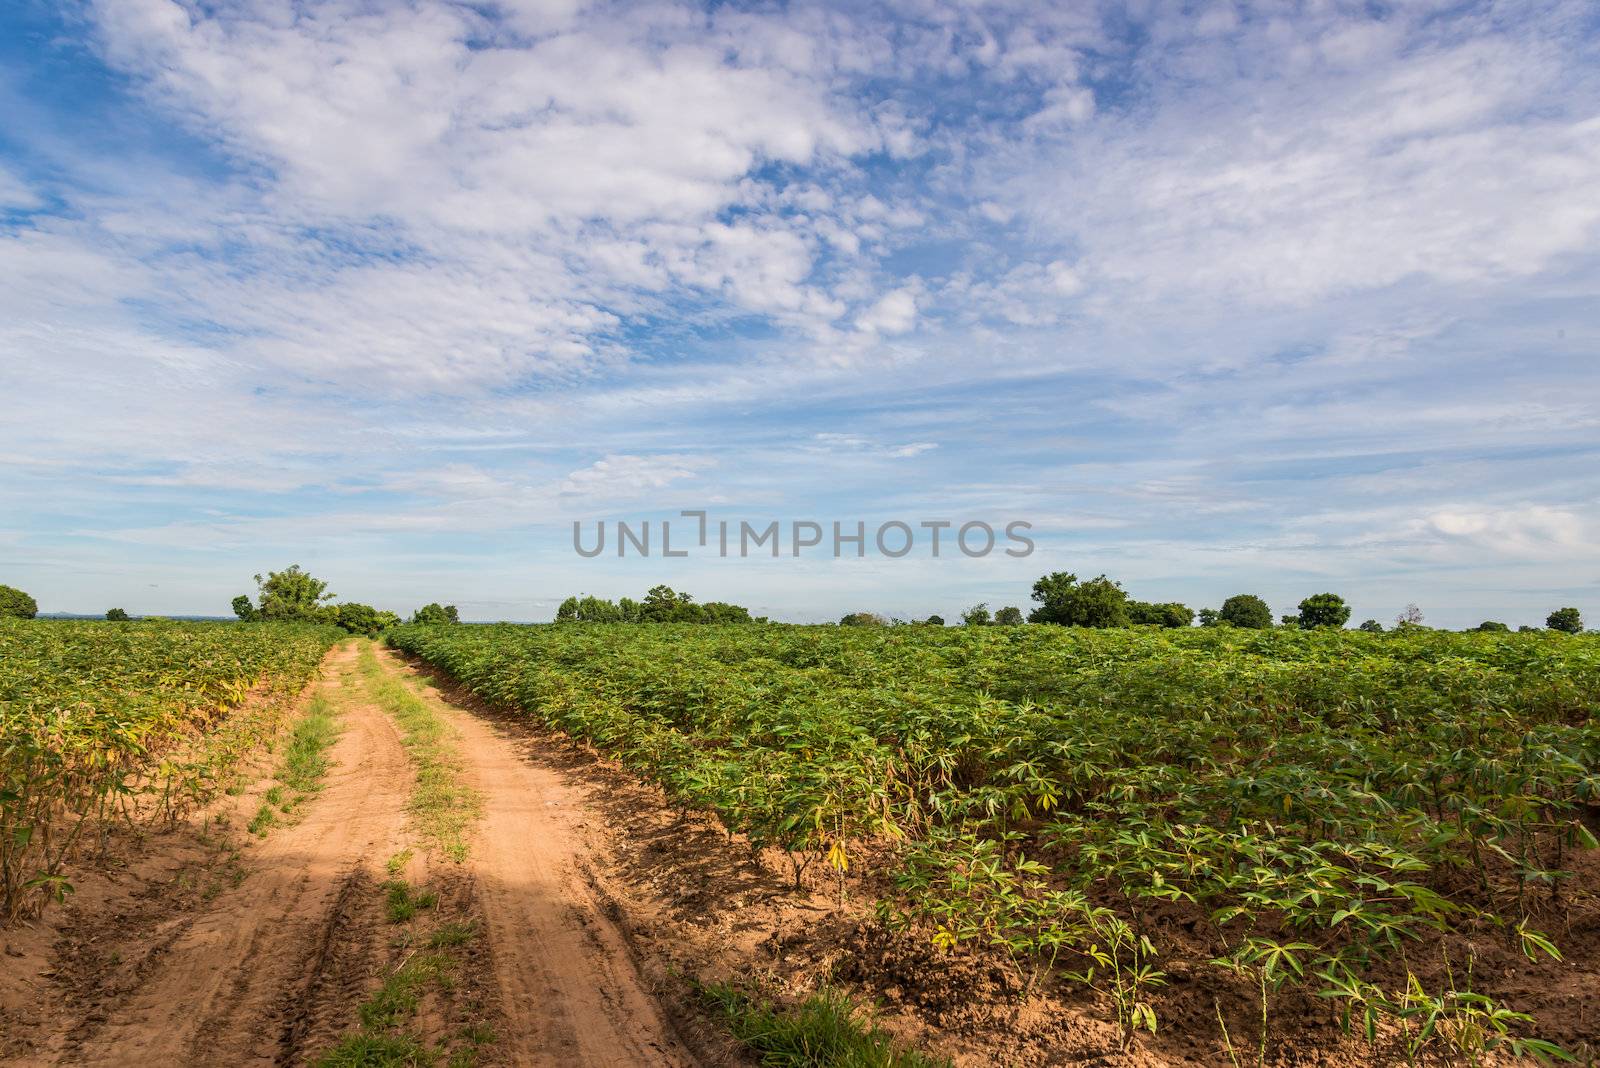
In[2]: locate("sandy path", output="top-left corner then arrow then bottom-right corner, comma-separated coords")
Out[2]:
380,647 -> 697,1068
53,643 -> 416,1067
6,642 -> 696,1067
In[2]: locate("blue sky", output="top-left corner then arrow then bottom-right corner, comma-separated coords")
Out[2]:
2,0 -> 1597,626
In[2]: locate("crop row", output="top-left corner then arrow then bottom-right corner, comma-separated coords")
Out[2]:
0,619 -> 341,918
389,622 -> 1598,1062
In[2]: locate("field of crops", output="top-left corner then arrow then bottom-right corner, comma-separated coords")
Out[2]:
0,619 -> 341,919
389,622 -> 1600,1063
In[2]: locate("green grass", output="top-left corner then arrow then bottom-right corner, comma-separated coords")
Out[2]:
315,873 -> 491,1067
703,984 -> 950,1068
384,878 -> 439,924
357,644 -> 478,861
427,921 -> 477,948
359,953 -> 450,1030
250,691 -> 343,837
247,802 -> 276,836
313,1031 -> 437,1067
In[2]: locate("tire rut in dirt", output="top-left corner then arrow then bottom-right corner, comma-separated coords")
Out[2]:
272,866 -> 386,1067
56,648 -> 418,1067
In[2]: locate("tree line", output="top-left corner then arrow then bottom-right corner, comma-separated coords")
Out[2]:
0,570 -> 1587,634
556,585 -> 759,624
228,565 -> 460,636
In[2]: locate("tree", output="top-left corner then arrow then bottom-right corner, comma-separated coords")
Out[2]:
106,607 -> 130,621
1296,593 -> 1351,629
0,584 -> 38,619
1127,600 -> 1194,628
1217,594 -> 1272,629
1547,607 -> 1583,634
1198,607 -> 1219,627
558,589 -> 750,624
334,603 -> 393,637
993,606 -> 1024,626
700,601 -> 753,624
639,584 -> 702,622
251,565 -> 334,622
231,594 -> 260,622
924,614 -> 945,626
1470,620 -> 1509,633
840,611 -> 887,626
1358,619 -> 1384,633
1396,604 -> 1425,627
1028,572 -> 1129,628
961,603 -> 992,627
410,602 -> 459,626
557,595 -> 621,622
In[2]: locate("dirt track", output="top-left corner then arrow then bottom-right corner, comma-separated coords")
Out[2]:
1,642 -> 697,1068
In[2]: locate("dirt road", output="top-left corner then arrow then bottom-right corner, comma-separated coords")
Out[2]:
6,641 -> 696,1067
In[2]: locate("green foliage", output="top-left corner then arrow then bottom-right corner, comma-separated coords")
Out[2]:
389,621 -> 1597,1062
557,587 -> 751,624
702,983 -> 950,1067
1028,572 -> 1129,627
0,619 -> 339,919
1214,594 -> 1272,629
556,595 -> 624,622
1296,592 -> 1351,629
961,603 -> 991,626
1359,619 -> 1385,633
105,607 -> 130,622
1222,598 -> 1271,627
0,584 -> 38,620
840,612 -> 888,626
923,615 -> 945,626
232,594 -> 260,621
993,606 -> 1024,626
1126,600 -> 1194,628
335,602 -> 399,637
1471,621 -> 1509,633
409,603 -> 460,626
250,565 -> 335,622
1546,607 -> 1583,634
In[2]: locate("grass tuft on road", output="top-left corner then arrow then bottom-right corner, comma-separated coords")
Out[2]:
314,874 -> 495,1068
357,643 -> 479,861
702,983 -> 950,1068
250,691 -> 343,836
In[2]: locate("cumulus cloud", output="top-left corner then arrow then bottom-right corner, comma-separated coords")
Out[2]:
856,287 -> 918,335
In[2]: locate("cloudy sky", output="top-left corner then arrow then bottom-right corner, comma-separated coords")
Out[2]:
2,0 -> 1597,625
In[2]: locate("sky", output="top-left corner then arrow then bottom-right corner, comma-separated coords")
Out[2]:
1,0 -> 1597,626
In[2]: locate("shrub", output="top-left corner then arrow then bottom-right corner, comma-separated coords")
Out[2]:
0,584 -> 38,620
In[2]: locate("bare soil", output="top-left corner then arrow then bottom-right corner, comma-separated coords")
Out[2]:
4,643 -> 1596,1068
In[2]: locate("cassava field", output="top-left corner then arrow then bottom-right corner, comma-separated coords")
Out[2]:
2,618 -> 1597,1067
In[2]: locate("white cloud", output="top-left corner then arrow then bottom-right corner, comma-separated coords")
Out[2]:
856,287 -> 918,335
999,7 -> 1600,308
558,454 -> 713,499
1422,505 -> 1588,557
